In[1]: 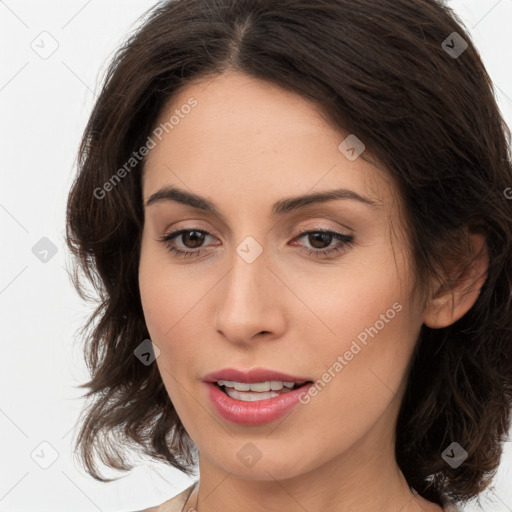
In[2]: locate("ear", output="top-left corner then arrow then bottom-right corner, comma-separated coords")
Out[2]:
423,231 -> 488,329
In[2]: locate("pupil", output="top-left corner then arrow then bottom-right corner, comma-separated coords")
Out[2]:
309,232 -> 332,249
184,230 -> 204,248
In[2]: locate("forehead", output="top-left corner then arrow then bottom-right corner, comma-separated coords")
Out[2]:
142,71 -> 394,211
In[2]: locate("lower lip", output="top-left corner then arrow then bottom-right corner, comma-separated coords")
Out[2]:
204,382 -> 313,425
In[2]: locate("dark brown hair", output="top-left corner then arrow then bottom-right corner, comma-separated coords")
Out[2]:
65,0 -> 512,507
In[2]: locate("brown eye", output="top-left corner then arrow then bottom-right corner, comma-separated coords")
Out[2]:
180,230 -> 206,248
293,229 -> 354,258
307,231 -> 334,249
158,228 -> 215,258
158,227 -> 354,260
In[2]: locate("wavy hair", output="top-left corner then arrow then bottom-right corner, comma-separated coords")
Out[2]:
65,0 -> 512,507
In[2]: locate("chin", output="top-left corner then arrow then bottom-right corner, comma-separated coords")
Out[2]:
199,440 -> 322,481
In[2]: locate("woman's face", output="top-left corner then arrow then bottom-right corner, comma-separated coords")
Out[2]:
139,70 -> 427,480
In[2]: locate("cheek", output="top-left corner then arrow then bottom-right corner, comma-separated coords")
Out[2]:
138,266 -> 173,340
138,233 -> 192,337
139,272 -> 199,366
138,239 -> 210,383
138,258 -> 199,411
313,292 -> 419,424
311,253 -> 408,348
308,251 -> 419,402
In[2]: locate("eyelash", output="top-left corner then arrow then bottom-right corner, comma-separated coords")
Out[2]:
157,227 -> 354,259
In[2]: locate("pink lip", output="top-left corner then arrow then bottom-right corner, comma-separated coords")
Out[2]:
202,367 -> 311,384
202,367 -> 313,425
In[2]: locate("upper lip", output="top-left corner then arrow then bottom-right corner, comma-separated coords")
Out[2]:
202,367 -> 312,384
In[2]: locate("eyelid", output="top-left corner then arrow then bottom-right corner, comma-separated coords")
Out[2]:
162,220 -> 223,239
289,219 -> 354,238
158,224 -> 354,261
162,220 -> 353,242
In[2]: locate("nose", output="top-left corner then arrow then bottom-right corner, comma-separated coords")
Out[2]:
213,247 -> 287,346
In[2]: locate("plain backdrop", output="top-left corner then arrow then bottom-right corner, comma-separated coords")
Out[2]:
1,1 -> 511,511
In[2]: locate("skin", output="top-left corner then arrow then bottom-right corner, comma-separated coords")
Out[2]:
138,70 -> 488,512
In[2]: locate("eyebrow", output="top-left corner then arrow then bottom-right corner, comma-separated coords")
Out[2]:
145,185 -> 381,216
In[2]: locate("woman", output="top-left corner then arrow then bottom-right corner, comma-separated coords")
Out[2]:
65,1 -> 512,511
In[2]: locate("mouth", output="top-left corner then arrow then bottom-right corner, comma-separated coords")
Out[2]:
202,368 -> 315,424
214,379 -> 312,402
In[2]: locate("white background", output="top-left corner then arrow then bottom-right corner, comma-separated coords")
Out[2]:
0,1 -> 511,511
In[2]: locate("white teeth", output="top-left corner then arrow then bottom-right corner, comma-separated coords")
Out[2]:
248,381 -> 270,392
224,388 -> 282,401
234,382 -> 251,391
217,380 -> 299,392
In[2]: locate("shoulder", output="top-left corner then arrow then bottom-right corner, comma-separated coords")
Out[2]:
130,483 -> 197,512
